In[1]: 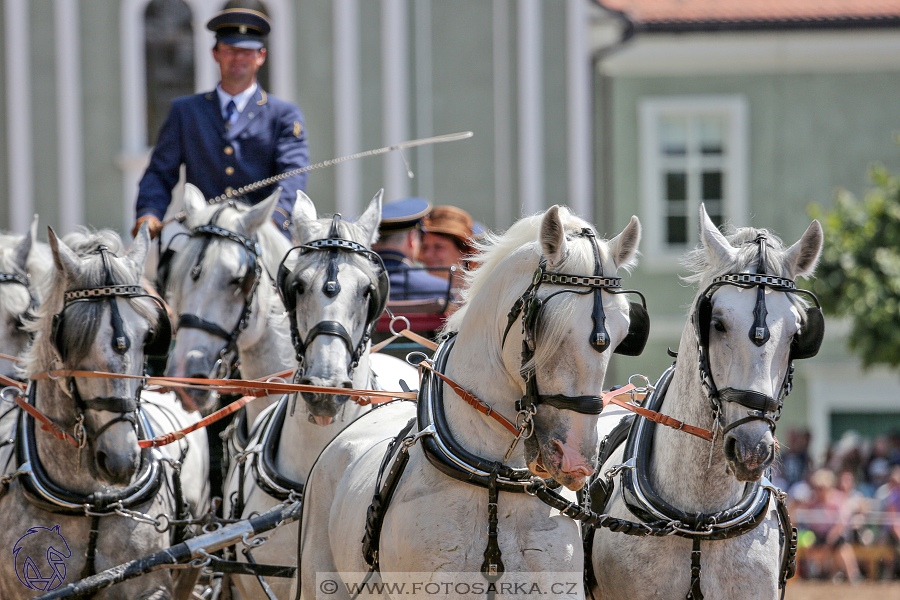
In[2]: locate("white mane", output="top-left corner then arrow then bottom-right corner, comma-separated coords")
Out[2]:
444,206 -> 636,371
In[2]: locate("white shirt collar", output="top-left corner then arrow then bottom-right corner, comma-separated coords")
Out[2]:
216,83 -> 258,116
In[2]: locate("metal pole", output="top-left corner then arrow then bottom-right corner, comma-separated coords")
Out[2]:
33,503 -> 301,600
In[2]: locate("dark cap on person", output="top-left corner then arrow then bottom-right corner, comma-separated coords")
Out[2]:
207,8 -> 270,50
379,198 -> 432,234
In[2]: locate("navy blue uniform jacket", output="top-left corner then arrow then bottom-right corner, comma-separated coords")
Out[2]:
136,87 -> 309,233
379,250 -> 451,301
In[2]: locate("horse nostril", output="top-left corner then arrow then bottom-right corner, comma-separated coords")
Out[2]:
724,436 -> 738,460
96,451 -> 110,477
341,381 -> 352,389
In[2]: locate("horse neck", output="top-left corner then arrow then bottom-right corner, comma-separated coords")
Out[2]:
441,324 -> 525,464
32,379 -> 104,495
274,348 -> 372,482
649,322 -> 746,512
235,285 -> 294,380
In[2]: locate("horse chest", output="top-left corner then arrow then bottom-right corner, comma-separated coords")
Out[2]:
379,470 -> 581,574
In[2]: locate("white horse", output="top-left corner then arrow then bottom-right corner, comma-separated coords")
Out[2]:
162,183 -> 294,424
0,225 -> 208,600
589,204 -> 823,600
297,206 -> 644,599
222,189 -> 417,600
0,216 -> 51,380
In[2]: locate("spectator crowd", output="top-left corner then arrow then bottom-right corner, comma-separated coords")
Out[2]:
773,428 -> 900,582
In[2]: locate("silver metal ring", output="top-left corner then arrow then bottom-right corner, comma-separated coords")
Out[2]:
0,386 -> 21,403
389,315 -> 411,336
405,351 -> 429,367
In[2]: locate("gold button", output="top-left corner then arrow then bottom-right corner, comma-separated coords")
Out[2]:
225,167 -> 234,175
225,187 -> 234,194
224,146 -> 233,155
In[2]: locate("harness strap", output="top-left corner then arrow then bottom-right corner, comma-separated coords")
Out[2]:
177,313 -> 233,341
13,394 -> 81,447
417,362 -> 519,436
80,514 -> 101,581
602,385 -> 713,442
480,464 -> 505,593
685,537 -> 704,600
362,417 -> 418,569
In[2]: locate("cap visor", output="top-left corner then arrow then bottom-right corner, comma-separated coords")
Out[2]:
219,36 -> 264,49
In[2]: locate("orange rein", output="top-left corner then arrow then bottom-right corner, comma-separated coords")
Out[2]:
602,384 -> 713,442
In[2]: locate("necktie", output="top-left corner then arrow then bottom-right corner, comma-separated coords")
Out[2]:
224,100 -> 237,129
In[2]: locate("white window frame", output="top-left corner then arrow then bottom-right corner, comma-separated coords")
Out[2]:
639,95 -> 748,270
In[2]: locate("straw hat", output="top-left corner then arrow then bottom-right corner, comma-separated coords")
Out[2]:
423,206 -> 474,250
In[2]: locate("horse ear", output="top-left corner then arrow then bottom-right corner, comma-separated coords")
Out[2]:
290,190 -> 317,239
182,183 -> 207,217
48,227 -> 79,280
607,215 -> 641,271
126,220 -> 151,267
13,214 -> 37,274
784,219 -> 823,279
540,205 -> 568,267
241,188 -> 279,235
698,203 -> 738,269
357,189 -> 383,246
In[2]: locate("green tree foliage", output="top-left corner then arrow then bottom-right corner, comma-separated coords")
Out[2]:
809,163 -> 900,369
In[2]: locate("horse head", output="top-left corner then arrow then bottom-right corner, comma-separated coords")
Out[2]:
689,204 -> 823,482
26,225 -> 166,485
277,189 -> 385,425
163,184 -> 287,412
447,206 -> 644,491
0,216 -> 48,380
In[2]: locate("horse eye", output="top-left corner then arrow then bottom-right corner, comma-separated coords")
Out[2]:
713,320 -> 726,333
292,280 -> 306,295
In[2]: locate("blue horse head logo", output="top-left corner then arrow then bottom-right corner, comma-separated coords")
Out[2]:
13,525 -> 71,591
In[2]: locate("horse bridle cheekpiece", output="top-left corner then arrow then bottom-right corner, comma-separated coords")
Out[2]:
159,203 -> 262,378
693,233 -> 825,434
276,214 -> 390,377
502,228 -> 650,416
49,245 -> 172,437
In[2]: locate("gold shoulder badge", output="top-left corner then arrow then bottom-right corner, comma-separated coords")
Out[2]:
293,121 -> 303,138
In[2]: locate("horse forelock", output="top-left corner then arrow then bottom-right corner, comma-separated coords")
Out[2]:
680,225 -> 810,317
289,216 -> 380,291
22,230 -> 157,374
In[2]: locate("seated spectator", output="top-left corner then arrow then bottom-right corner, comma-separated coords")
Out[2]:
797,468 -> 862,582
420,205 -> 479,290
373,198 -> 450,301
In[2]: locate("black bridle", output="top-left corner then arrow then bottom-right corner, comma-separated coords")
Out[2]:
163,204 -> 263,379
276,214 -> 389,380
502,228 -> 649,417
693,233 -> 824,435
49,246 -> 170,442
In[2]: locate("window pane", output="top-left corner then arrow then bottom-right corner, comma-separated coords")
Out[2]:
698,116 -> 725,155
702,171 -> 722,201
667,216 -> 688,245
660,116 -> 687,156
145,0 -> 195,146
666,171 -> 687,201
705,200 -> 724,228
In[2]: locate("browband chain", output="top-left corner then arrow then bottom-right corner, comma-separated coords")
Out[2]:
711,274 -> 795,289
542,273 -> 622,288
64,285 -> 146,302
